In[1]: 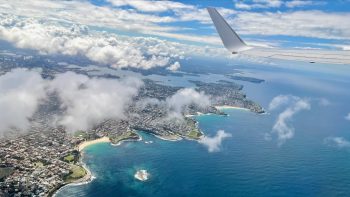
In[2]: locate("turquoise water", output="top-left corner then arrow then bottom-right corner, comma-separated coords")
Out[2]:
56,61 -> 350,196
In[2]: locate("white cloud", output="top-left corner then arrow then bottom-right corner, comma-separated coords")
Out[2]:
1,0 -> 348,47
233,10 -> 350,40
234,0 -> 283,10
268,95 -> 311,145
285,0 -> 314,8
49,72 -> 143,132
199,130 -> 232,152
137,87 -> 211,121
0,16 -> 193,69
1,0 -> 349,65
0,69 -> 47,136
268,95 -> 293,110
0,0 -> 225,45
166,88 -> 211,119
345,113 -> 350,121
166,61 -> 181,71
108,0 -> 194,13
269,96 -> 329,111
235,2 -> 254,10
0,68 -> 144,135
235,0 -> 315,10
324,137 -> 350,148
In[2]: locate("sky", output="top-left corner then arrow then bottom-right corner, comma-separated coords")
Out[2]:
0,0 -> 350,69
83,0 -> 350,50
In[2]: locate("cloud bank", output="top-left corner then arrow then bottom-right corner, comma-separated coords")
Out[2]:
268,95 -> 311,145
234,0 -> 315,10
0,16 -> 190,70
166,88 -> 211,119
0,69 -> 143,135
0,69 -> 210,135
199,130 -> 232,152
166,61 -> 181,72
1,0 -> 349,66
0,69 -> 47,137
49,72 -> 143,132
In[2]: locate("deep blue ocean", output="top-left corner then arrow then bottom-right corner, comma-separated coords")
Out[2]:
56,59 -> 350,196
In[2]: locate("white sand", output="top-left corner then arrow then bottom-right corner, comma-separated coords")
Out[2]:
78,137 -> 110,151
215,105 -> 249,111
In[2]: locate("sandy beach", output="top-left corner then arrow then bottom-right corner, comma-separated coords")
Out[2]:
78,137 -> 111,151
185,112 -> 205,118
214,105 -> 249,111
152,133 -> 182,141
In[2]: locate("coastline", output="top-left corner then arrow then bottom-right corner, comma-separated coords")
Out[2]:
185,105 -> 249,118
153,133 -> 182,141
111,135 -> 143,146
214,105 -> 249,111
53,130 -> 194,196
52,155 -> 95,197
78,136 -> 111,151
52,137 -> 110,196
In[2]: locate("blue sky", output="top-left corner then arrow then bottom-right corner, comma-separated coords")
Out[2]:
1,0 -> 350,68
81,0 -> 350,50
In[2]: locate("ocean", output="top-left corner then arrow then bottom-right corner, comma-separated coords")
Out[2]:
56,59 -> 350,196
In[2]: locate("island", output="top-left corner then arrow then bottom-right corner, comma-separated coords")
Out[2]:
134,170 -> 150,181
226,75 -> 265,84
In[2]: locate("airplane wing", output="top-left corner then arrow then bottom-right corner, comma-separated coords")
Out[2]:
207,7 -> 251,54
242,48 -> 350,64
207,7 -> 350,64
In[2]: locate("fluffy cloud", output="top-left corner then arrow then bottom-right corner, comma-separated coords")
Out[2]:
268,95 -> 311,145
166,88 -> 211,119
0,13 -> 237,69
235,0 -> 283,10
1,0 -> 349,64
268,95 -> 293,111
108,0 -> 194,13
235,0 -> 315,10
0,69 -> 144,136
0,16 -> 191,69
0,0 -> 223,45
1,0 -> 349,46
233,10 -> 350,40
0,69 -> 47,136
49,72 -> 143,132
199,130 -> 232,152
285,0 -> 314,8
136,88 -> 211,122
166,61 -> 181,72
269,96 -> 329,110
324,137 -> 350,149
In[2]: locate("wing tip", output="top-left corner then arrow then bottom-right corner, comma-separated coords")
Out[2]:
206,6 -> 251,53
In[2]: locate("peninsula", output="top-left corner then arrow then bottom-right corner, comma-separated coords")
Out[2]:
0,60 -> 264,196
